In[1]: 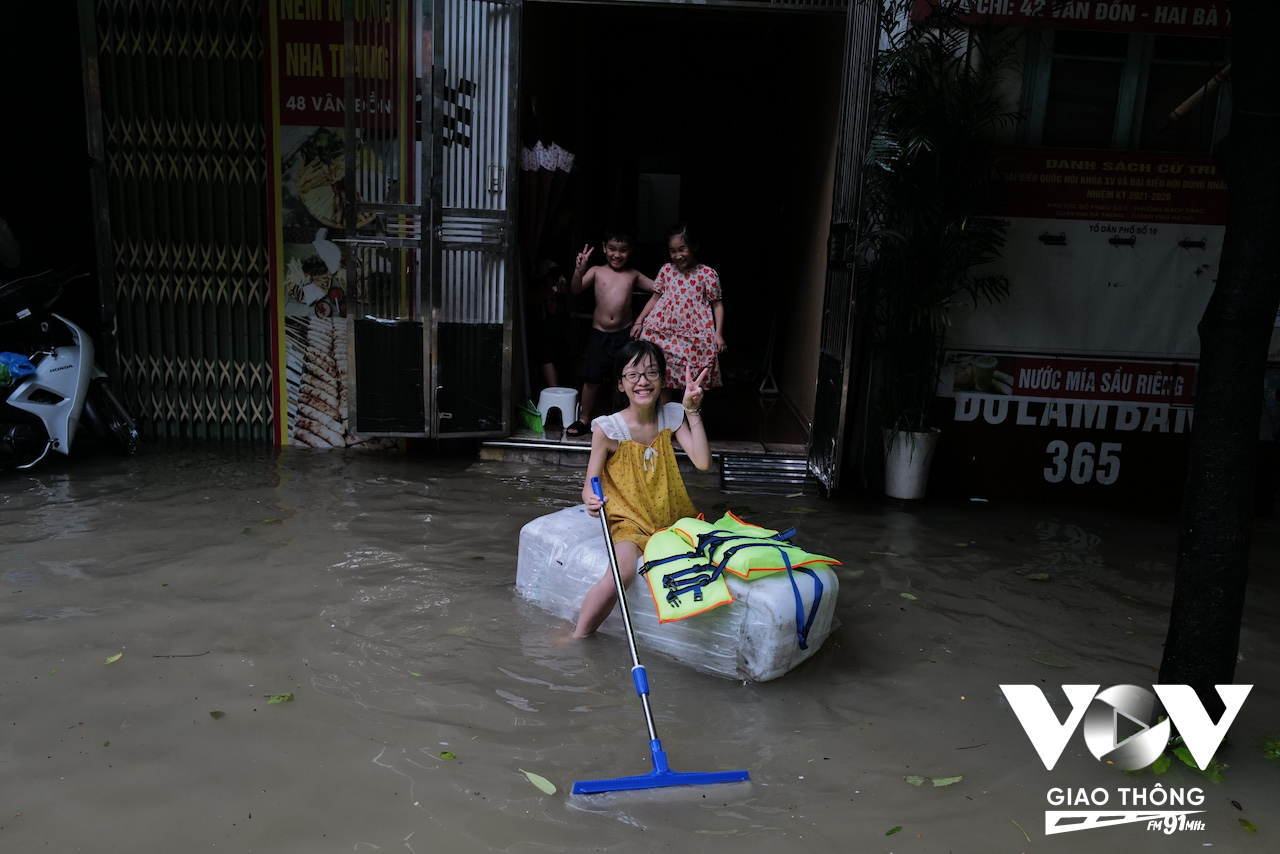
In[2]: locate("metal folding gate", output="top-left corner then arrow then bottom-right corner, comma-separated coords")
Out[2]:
807,0 -> 879,490
80,0 -> 274,444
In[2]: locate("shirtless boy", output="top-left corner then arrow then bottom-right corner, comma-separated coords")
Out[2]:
566,230 -> 654,436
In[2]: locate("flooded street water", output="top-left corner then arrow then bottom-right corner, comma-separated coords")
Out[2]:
3,447 -> 1278,853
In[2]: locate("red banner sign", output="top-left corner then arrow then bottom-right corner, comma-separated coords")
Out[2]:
274,0 -> 401,129
987,147 -> 1227,225
911,1 -> 1231,37
945,352 -> 1197,405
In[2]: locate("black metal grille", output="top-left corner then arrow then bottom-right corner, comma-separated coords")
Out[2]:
86,0 -> 272,444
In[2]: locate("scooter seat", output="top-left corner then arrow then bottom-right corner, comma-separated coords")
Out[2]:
0,270 -> 64,327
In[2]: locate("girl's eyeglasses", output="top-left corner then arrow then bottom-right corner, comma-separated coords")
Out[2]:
621,368 -> 661,383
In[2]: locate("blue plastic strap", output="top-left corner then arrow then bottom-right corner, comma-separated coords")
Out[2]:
779,551 -> 807,649
642,551 -> 701,574
661,565 -> 723,606
794,567 -> 823,648
695,527 -> 797,557
779,552 -> 824,650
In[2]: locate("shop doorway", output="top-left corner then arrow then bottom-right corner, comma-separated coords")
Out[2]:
519,1 -> 845,442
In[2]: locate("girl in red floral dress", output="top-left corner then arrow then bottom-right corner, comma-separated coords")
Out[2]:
633,225 -> 725,400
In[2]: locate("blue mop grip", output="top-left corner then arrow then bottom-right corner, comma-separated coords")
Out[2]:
591,476 -> 604,500
648,739 -> 671,773
631,665 -> 650,698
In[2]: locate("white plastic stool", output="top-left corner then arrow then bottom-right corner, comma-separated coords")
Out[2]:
537,387 -> 578,431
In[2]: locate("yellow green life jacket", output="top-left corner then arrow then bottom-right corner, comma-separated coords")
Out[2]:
641,512 -> 840,648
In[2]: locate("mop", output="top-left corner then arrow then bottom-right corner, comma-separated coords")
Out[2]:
571,477 -> 751,795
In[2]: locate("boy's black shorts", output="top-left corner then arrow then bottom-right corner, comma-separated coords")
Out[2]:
584,326 -> 632,384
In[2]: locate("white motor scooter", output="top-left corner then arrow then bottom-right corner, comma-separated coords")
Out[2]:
0,269 -> 139,470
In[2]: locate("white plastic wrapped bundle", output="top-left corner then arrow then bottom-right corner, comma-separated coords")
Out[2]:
515,506 -> 839,682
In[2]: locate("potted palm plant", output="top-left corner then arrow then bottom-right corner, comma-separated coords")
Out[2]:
859,3 -> 1018,499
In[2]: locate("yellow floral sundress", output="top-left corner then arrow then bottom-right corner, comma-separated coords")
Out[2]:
591,402 -> 698,550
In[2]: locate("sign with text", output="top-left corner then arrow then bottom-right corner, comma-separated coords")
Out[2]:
988,148 -> 1227,226
1001,683 -> 1251,838
933,352 -> 1197,505
273,0 -> 402,129
948,148 -> 1224,372
911,1 -> 1231,37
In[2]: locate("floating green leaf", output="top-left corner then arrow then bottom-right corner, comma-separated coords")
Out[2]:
1262,737 -> 1280,761
439,751 -> 456,760
266,693 -> 294,704
103,741 -> 110,747
104,653 -> 123,664
900,592 -> 918,601
409,672 -> 424,678
870,551 -> 901,557
1171,743 -> 1225,781
886,826 -> 903,836
1240,819 -> 1257,833
1171,745 -> 1196,768
905,774 -> 962,788
209,711 -> 225,719
520,769 -> 557,795
48,670 -> 56,677
1026,573 -> 1050,581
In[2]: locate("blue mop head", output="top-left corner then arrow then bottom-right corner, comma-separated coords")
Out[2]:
572,739 -> 751,795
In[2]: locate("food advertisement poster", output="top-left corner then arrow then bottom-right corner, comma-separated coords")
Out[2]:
263,0 -> 409,448
936,352 -> 1197,504
938,147 -> 1229,504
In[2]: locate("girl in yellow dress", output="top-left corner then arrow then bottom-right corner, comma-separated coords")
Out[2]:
574,340 -> 711,637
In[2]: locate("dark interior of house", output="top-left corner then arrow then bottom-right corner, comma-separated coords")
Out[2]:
519,2 -> 844,442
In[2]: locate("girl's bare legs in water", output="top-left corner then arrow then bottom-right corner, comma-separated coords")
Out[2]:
574,539 -> 641,637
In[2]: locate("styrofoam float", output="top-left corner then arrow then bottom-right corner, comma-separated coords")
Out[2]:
515,506 -> 839,682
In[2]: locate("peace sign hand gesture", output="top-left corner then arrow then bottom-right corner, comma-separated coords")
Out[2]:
681,364 -> 710,412
574,244 -> 593,272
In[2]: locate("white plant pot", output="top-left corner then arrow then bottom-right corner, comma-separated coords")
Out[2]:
883,429 -> 940,500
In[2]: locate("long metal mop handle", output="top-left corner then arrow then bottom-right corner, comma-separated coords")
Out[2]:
591,476 -> 660,743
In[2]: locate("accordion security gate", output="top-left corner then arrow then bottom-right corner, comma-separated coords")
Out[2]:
81,0 -> 273,445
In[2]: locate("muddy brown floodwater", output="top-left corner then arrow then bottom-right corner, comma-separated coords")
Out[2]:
2,447 -> 1277,853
